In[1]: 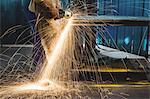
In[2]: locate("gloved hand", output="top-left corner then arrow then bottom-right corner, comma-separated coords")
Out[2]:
35,0 -> 61,19
33,0 -> 72,20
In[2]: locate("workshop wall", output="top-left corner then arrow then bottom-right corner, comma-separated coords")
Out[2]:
0,0 -> 149,57
96,0 -> 150,57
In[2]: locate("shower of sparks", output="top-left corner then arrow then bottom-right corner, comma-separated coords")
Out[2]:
0,17 -> 74,98
40,17 -> 73,81
12,17 -> 75,93
0,1 -> 148,98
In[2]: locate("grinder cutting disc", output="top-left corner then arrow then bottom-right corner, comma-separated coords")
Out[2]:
64,10 -> 73,19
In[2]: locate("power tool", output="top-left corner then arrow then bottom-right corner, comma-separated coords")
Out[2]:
34,0 -> 73,20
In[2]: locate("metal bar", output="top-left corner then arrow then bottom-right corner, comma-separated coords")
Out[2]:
1,44 -> 34,48
90,83 -> 150,88
71,68 -> 146,73
73,15 -> 150,26
146,22 -> 150,58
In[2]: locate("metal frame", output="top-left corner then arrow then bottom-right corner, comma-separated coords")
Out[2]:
73,15 -> 150,26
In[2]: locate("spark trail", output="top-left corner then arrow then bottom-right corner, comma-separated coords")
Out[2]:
0,17 -> 77,98
39,18 -> 73,81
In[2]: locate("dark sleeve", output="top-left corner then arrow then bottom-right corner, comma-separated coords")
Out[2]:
35,1 -> 55,19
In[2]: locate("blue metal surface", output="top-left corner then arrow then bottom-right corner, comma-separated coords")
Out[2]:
0,0 -> 149,56
96,0 -> 150,57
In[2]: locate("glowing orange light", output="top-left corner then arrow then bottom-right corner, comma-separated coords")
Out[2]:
16,83 -> 48,91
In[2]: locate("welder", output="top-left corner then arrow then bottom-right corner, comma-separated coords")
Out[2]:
28,0 -> 72,53
29,0 -> 68,19
28,0 -> 72,73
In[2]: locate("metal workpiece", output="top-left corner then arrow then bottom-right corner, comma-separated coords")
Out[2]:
73,15 -> 150,26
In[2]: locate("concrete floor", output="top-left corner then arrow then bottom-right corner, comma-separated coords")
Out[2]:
0,46 -> 150,99
79,85 -> 150,99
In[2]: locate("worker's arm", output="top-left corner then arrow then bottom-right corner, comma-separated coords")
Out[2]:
43,0 -> 60,18
29,0 -> 61,19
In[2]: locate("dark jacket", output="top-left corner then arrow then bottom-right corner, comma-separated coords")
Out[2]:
28,0 -> 59,19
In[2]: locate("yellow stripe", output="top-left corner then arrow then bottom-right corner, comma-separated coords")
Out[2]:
90,82 -> 150,88
71,69 -> 142,72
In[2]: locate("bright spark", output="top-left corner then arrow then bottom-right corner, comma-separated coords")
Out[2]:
9,18 -> 74,92
17,83 -> 47,91
16,80 -> 64,91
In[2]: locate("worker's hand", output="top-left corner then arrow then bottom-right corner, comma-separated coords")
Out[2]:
33,0 -> 61,19
43,0 -> 61,19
